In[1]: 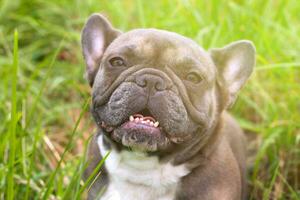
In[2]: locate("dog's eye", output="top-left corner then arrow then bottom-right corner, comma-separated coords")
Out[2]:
186,72 -> 202,84
109,57 -> 126,67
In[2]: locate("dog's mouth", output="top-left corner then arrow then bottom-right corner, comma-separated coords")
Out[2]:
99,108 -> 170,151
100,108 -> 161,135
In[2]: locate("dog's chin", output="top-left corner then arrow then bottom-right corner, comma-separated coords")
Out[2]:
113,124 -> 168,152
109,125 -> 170,152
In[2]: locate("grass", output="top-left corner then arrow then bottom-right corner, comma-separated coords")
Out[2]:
0,0 -> 299,199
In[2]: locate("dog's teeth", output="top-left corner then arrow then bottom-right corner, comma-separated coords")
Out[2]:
129,115 -> 134,121
146,120 -> 150,123
141,120 -> 146,124
154,121 -> 159,127
150,121 -> 154,126
134,118 -> 139,122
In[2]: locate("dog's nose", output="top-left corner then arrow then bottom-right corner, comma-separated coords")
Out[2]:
136,74 -> 167,91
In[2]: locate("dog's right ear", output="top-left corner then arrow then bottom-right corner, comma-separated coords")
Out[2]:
81,14 -> 121,86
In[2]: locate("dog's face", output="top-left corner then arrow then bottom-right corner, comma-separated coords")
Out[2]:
82,14 -> 255,154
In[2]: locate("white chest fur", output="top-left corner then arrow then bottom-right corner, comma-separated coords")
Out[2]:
97,135 -> 189,200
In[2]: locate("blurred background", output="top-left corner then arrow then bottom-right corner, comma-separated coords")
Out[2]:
0,0 -> 299,199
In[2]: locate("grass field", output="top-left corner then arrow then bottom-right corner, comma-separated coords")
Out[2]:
0,0 -> 299,199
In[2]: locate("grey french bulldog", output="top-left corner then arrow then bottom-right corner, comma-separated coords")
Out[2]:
81,13 -> 255,200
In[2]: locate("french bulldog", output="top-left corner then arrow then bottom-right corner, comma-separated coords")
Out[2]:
81,14 -> 255,200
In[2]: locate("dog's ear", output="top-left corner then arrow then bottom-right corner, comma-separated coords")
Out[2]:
210,40 -> 255,109
81,14 -> 121,86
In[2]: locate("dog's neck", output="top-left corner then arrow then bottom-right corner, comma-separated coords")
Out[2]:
97,134 -> 190,200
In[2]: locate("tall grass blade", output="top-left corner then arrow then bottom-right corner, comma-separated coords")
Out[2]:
6,30 -> 19,200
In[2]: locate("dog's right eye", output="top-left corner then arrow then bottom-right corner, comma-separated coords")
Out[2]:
109,57 -> 126,67
185,72 -> 203,84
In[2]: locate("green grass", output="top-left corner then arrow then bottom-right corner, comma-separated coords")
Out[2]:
0,0 -> 299,199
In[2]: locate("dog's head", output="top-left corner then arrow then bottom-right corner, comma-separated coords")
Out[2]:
81,14 -> 255,156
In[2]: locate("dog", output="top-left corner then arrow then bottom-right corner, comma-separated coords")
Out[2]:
81,13 -> 255,200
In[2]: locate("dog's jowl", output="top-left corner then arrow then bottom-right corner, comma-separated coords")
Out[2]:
81,14 -> 255,200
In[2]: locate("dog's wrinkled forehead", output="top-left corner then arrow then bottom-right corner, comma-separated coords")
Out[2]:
104,29 -> 216,77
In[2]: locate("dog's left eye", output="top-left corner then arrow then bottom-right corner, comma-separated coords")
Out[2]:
109,57 -> 126,67
186,72 -> 202,84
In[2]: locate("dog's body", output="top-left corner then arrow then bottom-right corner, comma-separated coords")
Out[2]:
81,14 -> 255,200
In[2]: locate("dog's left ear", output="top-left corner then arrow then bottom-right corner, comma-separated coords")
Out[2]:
210,40 -> 255,109
81,14 -> 121,86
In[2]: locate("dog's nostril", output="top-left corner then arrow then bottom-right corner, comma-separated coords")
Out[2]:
155,82 -> 165,91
